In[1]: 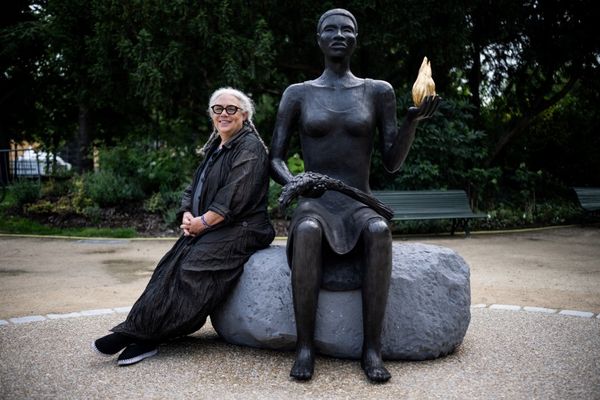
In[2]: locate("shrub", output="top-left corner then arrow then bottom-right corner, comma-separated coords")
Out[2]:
41,178 -> 73,198
96,142 -> 197,196
70,176 -> 94,213
25,197 -> 73,215
82,205 -> 102,224
143,187 -> 184,227
11,180 -> 41,209
84,170 -> 144,207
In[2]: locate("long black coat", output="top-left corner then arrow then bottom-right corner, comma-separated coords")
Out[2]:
177,126 -> 275,271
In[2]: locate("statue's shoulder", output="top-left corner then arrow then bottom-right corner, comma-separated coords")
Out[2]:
368,79 -> 394,94
281,82 -> 307,101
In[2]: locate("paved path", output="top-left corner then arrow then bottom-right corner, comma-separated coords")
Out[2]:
1,311 -> 599,399
1,226 -> 599,399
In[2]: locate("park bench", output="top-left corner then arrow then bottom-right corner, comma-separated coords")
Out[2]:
573,187 -> 600,213
373,190 -> 487,237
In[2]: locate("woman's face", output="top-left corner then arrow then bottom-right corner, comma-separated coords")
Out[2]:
211,93 -> 247,140
317,14 -> 357,58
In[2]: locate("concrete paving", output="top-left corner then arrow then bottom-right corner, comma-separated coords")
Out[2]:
1,226 -> 600,399
1,310 -> 599,399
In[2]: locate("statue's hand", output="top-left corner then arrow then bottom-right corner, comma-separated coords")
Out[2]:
279,172 -> 329,210
288,172 -> 327,198
407,95 -> 441,122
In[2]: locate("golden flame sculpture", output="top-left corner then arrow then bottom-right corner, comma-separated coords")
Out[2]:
412,56 -> 436,107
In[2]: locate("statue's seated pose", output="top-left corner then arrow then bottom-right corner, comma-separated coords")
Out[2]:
270,8 -> 440,382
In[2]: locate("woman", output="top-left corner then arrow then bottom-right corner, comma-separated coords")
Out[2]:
93,87 -> 275,366
270,9 -> 439,382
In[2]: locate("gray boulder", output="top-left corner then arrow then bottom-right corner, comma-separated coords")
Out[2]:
211,243 -> 470,360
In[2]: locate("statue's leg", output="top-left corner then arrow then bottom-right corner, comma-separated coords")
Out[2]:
290,217 -> 323,381
361,218 -> 392,383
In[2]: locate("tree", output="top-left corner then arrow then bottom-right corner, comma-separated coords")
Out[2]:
0,1 -> 47,181
464,0 -> 599,164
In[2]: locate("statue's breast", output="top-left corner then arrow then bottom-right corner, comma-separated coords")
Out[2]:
300,84 -> 375,139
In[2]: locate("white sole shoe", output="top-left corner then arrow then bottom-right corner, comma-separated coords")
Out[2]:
117,348 -> 158,366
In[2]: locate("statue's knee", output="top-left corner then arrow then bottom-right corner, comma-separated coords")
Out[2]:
294,218 -> 322,241
365,219 -> 391,241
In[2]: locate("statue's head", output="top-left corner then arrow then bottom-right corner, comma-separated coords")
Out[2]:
316,8 -> 358,58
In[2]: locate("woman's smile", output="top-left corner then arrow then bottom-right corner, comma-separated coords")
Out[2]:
211,93 -> 247,141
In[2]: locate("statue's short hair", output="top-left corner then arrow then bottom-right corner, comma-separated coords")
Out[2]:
317,8 -> 358,34
208,87 -> 255,121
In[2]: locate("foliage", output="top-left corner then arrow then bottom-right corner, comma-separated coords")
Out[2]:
2,0 -> 597,227
504,81 -> 600,188
10,180 -> 41,209
83,170 -> 143,207
41,178 -> 73,199
465,0 -> 598,163
286,153 -> 305,175
95,142 -> 196,194
70,175 -> 94,213
390,199 -> 585,235
143,188 -> 184,227
267,154 -> 306,218
0,215 -> 136,238
371,95 -> 500,210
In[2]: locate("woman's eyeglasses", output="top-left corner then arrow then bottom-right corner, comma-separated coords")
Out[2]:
211,105 -> 242,115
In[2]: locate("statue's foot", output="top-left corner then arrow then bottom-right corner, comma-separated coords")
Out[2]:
290,346 -> 314,381
361,350 -> 391,383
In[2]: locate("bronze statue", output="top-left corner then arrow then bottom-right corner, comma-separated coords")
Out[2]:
270,8 -> 440,382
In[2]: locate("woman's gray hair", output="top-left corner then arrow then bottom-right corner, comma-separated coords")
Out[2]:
207,87 -> 255,121
200,87 -> 267,156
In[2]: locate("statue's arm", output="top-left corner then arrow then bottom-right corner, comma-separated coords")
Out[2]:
377,81 -> 440,173
270,84 -> 303,185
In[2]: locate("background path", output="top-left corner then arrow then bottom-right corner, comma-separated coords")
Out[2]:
1,225 -> 599,319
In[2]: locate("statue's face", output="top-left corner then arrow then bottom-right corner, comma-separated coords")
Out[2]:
317,14 -> 357,58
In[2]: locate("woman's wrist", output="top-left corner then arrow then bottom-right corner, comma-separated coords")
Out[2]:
200,214 -> 213,228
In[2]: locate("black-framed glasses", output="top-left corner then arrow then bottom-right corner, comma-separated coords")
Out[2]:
211,105 -> 242,115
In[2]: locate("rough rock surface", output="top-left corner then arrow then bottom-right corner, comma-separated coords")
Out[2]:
211,243 -> 471,360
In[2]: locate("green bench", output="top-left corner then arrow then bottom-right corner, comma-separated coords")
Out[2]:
373,190 -> 488,237
573,187 -> 600,212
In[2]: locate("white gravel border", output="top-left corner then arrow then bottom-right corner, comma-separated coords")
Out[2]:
0,304 -> 597,326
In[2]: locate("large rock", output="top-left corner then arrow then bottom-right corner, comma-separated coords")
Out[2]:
211,243 -> 471,360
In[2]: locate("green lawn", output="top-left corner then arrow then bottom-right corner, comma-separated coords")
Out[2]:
0,215 -> 137,238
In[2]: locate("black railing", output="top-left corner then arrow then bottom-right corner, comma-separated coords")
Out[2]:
0,147 -> 73,183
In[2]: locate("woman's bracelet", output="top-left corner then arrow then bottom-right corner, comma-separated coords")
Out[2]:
200,214 -> 213,228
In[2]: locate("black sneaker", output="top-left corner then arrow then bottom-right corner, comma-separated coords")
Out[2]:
117,343 -> 158,366
92,333 -> 133,356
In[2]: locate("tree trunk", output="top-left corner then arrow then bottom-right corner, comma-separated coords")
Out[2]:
467,41 -> 482,124
75,104 -> 95,173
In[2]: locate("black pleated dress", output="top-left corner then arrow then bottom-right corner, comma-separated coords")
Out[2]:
111,127 -> 275,342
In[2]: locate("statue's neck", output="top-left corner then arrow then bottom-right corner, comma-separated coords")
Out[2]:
316,60 -> 360,88
323,56 -> 351,75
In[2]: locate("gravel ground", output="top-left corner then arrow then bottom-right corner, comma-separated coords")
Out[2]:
1,310 -> 599,399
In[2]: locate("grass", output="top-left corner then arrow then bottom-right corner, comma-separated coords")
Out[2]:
0,215 -> 137,238
1,185 -> 137,238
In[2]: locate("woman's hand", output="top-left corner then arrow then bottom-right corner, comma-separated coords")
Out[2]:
181,216 -> 202,237
180,211 -> 194,236
407,95 -> 441,122
180,211 -> 224,237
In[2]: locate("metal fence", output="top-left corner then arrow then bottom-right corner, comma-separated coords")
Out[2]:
0,147 -> 73,183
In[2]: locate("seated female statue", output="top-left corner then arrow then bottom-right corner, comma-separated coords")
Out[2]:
270,8 -> 439,382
